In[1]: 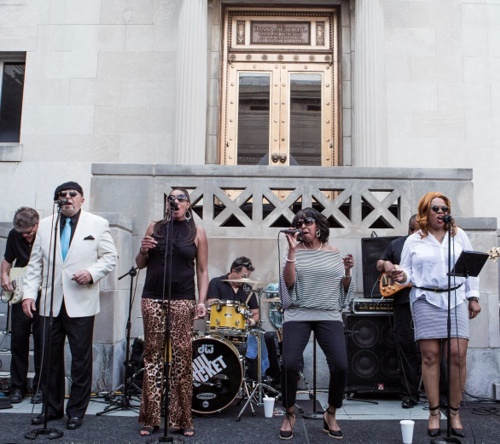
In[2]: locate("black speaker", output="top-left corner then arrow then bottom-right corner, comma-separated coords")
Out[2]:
361,236 -> 398,298
344,313 -> 403,394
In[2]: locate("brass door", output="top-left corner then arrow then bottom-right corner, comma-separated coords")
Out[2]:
219,6 -> 340,167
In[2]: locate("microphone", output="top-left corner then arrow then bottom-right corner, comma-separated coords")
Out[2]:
55,198 -> 68,206
169,200 -> 179,210
279,229 -> 303,235
439,215 -> 453,223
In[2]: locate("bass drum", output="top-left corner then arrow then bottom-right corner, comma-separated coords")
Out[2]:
192,336 -> 243,414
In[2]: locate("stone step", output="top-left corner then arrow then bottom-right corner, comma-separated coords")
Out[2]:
0,350 -> 37,373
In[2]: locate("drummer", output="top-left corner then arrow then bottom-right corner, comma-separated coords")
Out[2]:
207,256 -> 281,388
207,256 -> 259,328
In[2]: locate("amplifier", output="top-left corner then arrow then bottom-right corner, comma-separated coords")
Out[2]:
351,298 -> 393,314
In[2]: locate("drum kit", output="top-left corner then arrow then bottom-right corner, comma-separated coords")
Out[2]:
192,278 -> 283,418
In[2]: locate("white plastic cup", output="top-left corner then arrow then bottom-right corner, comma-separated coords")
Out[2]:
263,396 -> 275,418
400,419 -> 415,444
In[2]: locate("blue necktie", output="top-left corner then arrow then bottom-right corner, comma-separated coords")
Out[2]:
61,218 -> 71,261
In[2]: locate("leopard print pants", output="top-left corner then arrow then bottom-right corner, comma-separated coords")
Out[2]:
138,298 -> 196,429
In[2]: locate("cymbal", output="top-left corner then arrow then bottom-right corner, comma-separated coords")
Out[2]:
261,297 -> 281,303
222,278 -> 268,286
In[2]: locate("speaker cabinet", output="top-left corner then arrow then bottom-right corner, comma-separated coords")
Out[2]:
361,236 -> 398,298
344,313 -> 403,395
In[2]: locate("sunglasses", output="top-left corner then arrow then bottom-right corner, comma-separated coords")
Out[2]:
168,194 -> 189,203
430,205 -> 449,213
59,191 -> 78,198
295,216 -> 315,228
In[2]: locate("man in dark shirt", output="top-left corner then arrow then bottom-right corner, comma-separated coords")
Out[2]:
207,256 -> 281,386
377,215 -> 420,408
1,207 -> 42,404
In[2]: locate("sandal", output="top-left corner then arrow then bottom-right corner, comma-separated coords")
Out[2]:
140,426 -> 154,436
279,412 -> 296,440
427,406 -> 441,437
323,408 -> 343,440
449,406 -> 465,438
181,428 -> 195,437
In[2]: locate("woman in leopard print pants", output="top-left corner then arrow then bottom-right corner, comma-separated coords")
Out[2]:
136,188 -> 209,437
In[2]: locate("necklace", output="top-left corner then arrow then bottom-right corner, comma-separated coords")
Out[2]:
303,242 -> 323,251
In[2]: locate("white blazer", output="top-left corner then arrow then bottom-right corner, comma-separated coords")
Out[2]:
23,210 -> 118,317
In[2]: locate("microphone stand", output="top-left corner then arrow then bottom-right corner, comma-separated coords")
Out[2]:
25,204 -> 64,440
432,221 -> 460,444
97,266 -> 140,415
159,203 -> 180,444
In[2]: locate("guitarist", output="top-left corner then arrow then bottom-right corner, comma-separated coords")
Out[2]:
376,214 -> 420,409
1,207 -> 42,405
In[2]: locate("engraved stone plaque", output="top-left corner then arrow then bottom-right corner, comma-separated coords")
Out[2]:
251,21 -> 310,45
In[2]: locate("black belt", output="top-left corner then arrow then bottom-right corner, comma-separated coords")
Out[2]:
414,283 -> 463,293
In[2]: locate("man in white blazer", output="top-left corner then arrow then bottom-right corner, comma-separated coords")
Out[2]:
22,181 -> 118,430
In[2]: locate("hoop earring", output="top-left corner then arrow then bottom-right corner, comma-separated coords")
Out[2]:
185,209 -> 192,222
316,229 -> 321,238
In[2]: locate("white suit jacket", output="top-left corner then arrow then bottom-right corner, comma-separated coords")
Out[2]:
23,210 -> 118,317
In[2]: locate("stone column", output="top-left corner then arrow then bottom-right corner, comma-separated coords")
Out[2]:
174,0 -> 208,164
353,0 -> 387,167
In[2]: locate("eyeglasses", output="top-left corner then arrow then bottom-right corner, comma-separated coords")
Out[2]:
168,194 -> 189,203
295,217 -> 315,228
59,191 -> 78,198
430,205 -> 449,213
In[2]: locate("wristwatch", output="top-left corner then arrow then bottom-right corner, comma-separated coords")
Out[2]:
467,297 -> 479,303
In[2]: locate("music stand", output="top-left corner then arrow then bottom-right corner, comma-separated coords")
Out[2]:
449,250 -> 489,278
432,246 -> 487,444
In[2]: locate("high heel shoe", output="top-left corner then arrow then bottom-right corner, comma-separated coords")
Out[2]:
323,409 -> 343,440
427,405 -> 441,437
449,406 -> 465,438
279,412 -> 296,440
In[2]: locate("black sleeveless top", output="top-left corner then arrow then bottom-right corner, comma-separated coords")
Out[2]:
142,220 -> 197,301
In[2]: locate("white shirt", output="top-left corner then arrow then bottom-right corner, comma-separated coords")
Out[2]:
400,227 -> 479,310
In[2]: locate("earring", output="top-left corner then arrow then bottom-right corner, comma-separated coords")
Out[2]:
185,209 -> 192,221
316,229 -> 321,238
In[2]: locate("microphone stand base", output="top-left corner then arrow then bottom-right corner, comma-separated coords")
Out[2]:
159,436 -> 185,443
302,411 -> 323,420
25,427 -> 64,440
431,437 -> 462,444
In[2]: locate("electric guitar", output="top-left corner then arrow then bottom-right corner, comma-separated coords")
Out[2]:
379,266 -> 412,298
379,247 -> 500,298
0,267 -> 26,305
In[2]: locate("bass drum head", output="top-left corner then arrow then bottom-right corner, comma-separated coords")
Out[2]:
192,336 -> 242,414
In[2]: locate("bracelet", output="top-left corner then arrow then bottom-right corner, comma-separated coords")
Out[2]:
285,258 -> 296,263
467,297 -> 479,303
197,303 -> 206,306
343,274 -> 352,279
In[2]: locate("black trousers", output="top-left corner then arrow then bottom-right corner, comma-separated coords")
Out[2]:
281,320 -> 347,409
39,302 -> 95,419
10,302 -> 42,392
393,302 -> 421,399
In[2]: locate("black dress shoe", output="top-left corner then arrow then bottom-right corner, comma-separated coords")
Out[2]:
30,390 -> 43,404
32,412 -> 64,425
67,417 -> 83,430
9,389 -> 23,404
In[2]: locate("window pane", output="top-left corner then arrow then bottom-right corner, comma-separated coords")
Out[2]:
237,73 -> 270,165
289,73 -> 322,166
0,63 -> 25,142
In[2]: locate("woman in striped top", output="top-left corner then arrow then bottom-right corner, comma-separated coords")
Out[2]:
279,208 -> 355,440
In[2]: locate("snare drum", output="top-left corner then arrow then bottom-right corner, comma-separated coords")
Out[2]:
192,336 -> 243,414
206,300 -> 248,336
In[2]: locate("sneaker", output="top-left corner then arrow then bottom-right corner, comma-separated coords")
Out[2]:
401,397 -> 417,409
31,390 -> 43,404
